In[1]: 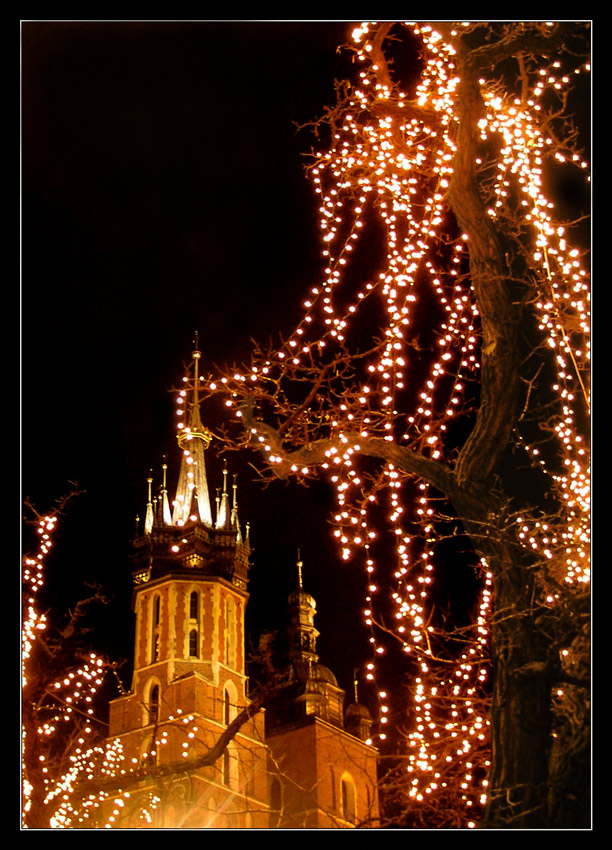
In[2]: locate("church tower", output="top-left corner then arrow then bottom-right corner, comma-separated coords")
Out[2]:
266,558 -> 380,828
107,345 -> 269,828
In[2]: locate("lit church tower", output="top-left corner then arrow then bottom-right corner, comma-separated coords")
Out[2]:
266,557 -> 380,828
107,344 -> 268,828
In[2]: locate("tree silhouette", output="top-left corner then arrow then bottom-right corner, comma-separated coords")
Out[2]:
22,501 -> 119,828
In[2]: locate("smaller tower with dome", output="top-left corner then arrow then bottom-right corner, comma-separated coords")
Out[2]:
265,556 -> 379,828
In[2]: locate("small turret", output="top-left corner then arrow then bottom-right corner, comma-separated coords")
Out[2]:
216,462 -> 230,529
266,555 -> 345,730
345,673 -> 373,742
144,471 -> 154,535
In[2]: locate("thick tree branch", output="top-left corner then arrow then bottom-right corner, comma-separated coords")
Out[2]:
242,399 -> 454,496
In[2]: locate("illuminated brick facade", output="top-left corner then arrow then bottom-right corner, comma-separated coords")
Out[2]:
107,525 -> 270,827
104,348 -> 378,828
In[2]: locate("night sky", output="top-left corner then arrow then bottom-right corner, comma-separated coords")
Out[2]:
22,21 -> 384,701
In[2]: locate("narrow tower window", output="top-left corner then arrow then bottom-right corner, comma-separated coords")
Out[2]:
224,687 -> 231,726
149,684 -> 159,725
189,590 -> 199,620
225,597 -> 236,668
223,681 -> 237,728
151,594 -> 161,663
189,628 -> 199,658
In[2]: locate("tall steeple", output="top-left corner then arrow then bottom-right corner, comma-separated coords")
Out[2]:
172,341 -> 214,527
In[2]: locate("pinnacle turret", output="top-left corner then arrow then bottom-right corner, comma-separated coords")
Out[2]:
144,472 -> 154,535
216,462 -> 230,530
231,475 -> 242,543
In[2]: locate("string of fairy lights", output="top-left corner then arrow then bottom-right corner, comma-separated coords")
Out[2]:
215,21 -> 590,826
22,516 -> 125,827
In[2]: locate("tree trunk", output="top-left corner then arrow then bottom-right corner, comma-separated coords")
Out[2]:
458,506 -> 588,829
482,560 -> 552,827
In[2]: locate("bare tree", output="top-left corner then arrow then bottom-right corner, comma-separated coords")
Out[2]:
202,22 -> 590,828
22,498 -> 118,829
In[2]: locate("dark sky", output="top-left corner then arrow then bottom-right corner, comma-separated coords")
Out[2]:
21,21 -> 384,700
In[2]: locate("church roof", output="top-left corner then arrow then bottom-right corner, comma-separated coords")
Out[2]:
345,701 -> 372,721
288,587 -> 316,608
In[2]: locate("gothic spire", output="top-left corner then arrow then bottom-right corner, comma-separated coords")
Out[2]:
172,342 -> 214,527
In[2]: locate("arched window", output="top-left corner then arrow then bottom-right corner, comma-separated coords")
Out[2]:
223,680 -> 237,726
152,632 -> 160,663
143,678 -> 162,728
149,684 -> 159,724
151,593 -> 161,663
185,588 -> 202,659
341,774 -> 357,824
189,628 -> 199,658
225,597 -> 236,668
